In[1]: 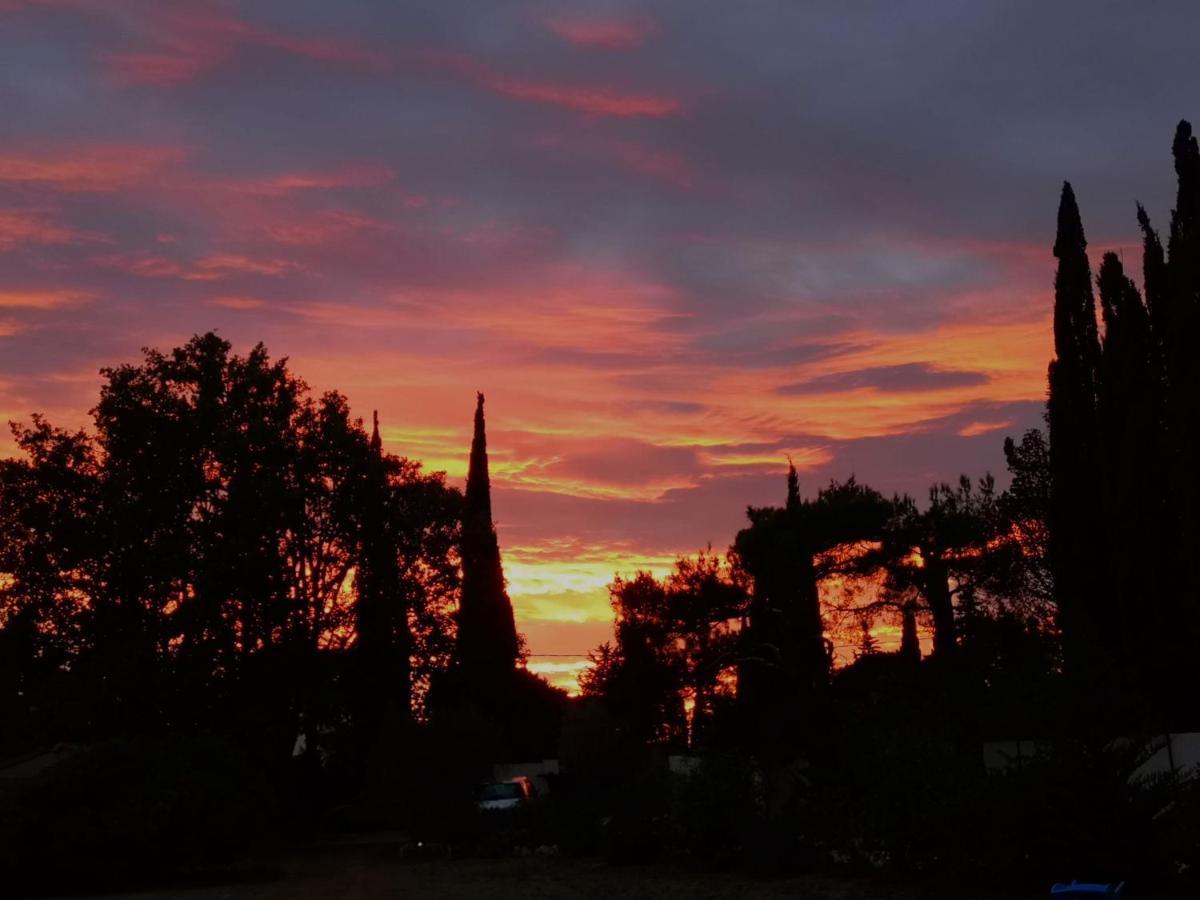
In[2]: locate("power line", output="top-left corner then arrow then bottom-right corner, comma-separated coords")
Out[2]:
527,636 -> 914,658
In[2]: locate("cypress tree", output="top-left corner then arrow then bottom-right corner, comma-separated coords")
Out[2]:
1095,254 -> 1163,685
1137,205 -> 1169,353
1161,122 -> 1200,723
1046,182 -> 1106,669
355,411 -> 411,724
455,393 -> 519,687
734,464 -> 826,753
1166,123 -> 1200,566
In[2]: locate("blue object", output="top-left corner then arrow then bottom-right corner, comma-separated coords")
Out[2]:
1050,882 -> 1125,898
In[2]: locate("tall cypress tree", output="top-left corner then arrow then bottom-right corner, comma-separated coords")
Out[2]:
1137,205 -> 1169,353
355,411 -> 411,725
1160,122 -> 1200,722
1046,182 -> 1106,669
734,464 -> 825,754
1095,253 -> 1163,683
455,393 -> 519,687
1166,122 -> 1200,582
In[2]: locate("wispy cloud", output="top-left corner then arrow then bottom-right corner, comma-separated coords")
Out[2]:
0,208 -> 77,249
104,6 -> 389,86
0,288 -> 91,309
426,52 -> 683,118
543,16 -> 657,51
486,76 -> 681,117
0,145 -> 184,192
95,251 -> 296,280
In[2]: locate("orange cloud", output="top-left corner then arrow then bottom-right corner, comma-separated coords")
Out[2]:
0,145 -> 184,192
0,288 -> 91,309
958,419 -> 1013,438
96,251 -> 296,280
702,445 -> 834,471
544,16 -> 657,51
0,208 -> 76,249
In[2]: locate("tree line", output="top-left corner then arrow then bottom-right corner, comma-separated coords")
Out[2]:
0,336 -> 558,764
581,122 -> 1200,756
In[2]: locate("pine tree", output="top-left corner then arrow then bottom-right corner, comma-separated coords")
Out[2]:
455,393 -> 519,687
1046,182 -> 1106,669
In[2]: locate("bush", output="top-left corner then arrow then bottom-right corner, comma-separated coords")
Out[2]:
341,706 -> 497,842
669,752 -> 760,867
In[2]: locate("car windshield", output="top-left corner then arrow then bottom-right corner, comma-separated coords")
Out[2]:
480,782 -> 523,801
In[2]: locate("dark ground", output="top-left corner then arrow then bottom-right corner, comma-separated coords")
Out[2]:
54,839 -> 1147,900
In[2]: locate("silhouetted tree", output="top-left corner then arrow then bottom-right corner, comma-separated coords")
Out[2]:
0,334 -> 462,750
1094,253 -> 1169,687
0,419 -> 102,748
1039,122 -> 1200,726
353,412 -> 462,730
665,550 -> 746,744
876,476 -> 1003,662
898,602 -> 920,664
454,393 -> 519,688
581,572 -> 687,745
583,552 -> 745,748
997,429 -> 1053,620
733,471 -> 890,753
1046,182 -> 1106,671
855,620 -> 880,659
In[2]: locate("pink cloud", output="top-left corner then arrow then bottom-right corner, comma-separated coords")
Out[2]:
104,7 -> 388,87
543,16 -> 657,51
249,209 -> 402,247
210,295 -> 268,310
95,251 -> 296,281
229,163 -> 403,197
106,47 -> 225,87
487,76 -> 682,118
426,52 -> 683,119
615,142 -> 697,189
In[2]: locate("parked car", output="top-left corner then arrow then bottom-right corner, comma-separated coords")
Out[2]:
478,777 -> 534,812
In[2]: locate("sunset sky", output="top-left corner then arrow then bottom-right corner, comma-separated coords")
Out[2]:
2,1 -> 1198,690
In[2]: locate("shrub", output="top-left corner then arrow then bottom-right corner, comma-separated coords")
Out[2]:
669,752 -> 760,867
